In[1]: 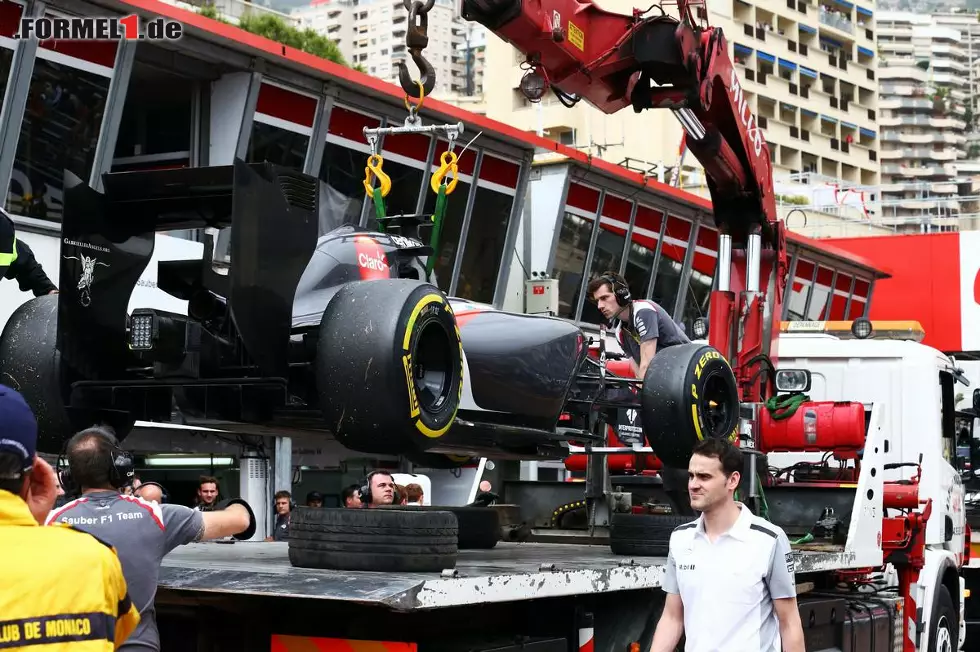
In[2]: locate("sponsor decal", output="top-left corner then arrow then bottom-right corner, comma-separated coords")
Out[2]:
616,407 -> 644,445
63,253 -> 108,308
354,236 -> 389,280
389,234 -> 423,249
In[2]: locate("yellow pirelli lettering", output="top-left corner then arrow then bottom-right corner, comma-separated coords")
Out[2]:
403,354 -> 420,418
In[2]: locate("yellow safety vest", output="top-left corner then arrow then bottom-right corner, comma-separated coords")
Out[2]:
0,212 -> 17,269
0,490 -> 141,651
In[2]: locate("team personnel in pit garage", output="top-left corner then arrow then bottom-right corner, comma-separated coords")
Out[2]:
587,271 -> 690,381
0,385 -> 141,651
46,426 -> 257,652
362,471 -> 398,508
0,208 -> 58,296
650,438 -> 805,652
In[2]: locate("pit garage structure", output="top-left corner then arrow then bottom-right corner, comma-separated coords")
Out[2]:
0,0 -> 889,503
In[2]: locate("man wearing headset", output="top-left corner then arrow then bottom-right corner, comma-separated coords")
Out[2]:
587,271 -> 690,381
362,471 -> 398,508
0,208 -> 58,297
46,426 -> 257,652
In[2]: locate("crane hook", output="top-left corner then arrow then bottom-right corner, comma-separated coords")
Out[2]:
398,49 -> 436,99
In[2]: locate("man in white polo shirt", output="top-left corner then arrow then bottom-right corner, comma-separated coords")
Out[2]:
650,438 -> 805,652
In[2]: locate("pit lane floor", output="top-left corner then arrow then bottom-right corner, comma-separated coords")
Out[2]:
159,541 -> 859,611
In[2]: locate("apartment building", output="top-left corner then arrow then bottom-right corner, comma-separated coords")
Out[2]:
292,0 -> 471,96
876,11 -> 980,232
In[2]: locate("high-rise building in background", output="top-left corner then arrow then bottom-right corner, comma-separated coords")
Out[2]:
876,11 -> 980,232
292,0 -> 483,98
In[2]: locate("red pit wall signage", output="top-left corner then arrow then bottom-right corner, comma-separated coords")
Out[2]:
828,230 -> 980,352
271,636 -> 417,651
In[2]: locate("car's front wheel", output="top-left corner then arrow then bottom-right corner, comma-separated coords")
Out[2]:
315,279 -> 464,456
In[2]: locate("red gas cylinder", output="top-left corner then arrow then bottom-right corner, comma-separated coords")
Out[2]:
563,423 -> 663,472
758,401 -> 866,457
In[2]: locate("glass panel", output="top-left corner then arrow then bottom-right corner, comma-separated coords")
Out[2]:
650,215 -> 692,312
785,258 -> 815,319
808,266 -> 834,319
246,121 -> 309,170
551,211 -> 595,320
112,60 -> 192,169
623,204 -> 662,299
829,273 -> 851,320
420,142 -> 477,293
580,194 -> 632,325
455,187 -> 513,304
7,57 -> 110,222
678,224 -> 718,334
847,278 -> 870,319
318,106 -> 381,229
368,132 -> 430,226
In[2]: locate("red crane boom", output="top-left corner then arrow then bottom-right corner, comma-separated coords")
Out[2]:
461,0 -> 788,403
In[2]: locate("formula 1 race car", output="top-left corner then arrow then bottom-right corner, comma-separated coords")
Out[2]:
0,160 -> 739,466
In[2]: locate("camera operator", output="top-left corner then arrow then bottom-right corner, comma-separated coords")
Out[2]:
46,426 -> 256,652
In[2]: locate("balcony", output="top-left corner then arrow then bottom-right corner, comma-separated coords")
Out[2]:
878,98 -> 935,111
818,11 -> 853,34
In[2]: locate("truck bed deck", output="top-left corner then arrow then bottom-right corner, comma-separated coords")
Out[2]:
159,540 -> 861,611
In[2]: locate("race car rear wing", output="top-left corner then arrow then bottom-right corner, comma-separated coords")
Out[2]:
57,158 -> 320,381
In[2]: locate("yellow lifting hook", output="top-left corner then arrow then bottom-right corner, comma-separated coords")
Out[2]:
363,153 -> 392,197
430,150 -> 460,195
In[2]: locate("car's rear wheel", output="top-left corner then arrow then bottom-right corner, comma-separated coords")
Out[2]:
0,294 -> 76,451
316,279 -> 464,456
640,343 -> 740,468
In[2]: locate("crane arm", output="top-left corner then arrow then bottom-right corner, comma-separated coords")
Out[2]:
462,0 -> 789,402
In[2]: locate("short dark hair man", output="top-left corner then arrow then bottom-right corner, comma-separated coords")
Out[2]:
341,484 -> 362,508
46,426 -> 256,652
1,209 -> 58,296
650,438 -> 805,652
363,471 -> 397,508
587,271 -> 690,381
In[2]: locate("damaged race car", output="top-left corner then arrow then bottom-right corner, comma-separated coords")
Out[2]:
0,160 -> 740,472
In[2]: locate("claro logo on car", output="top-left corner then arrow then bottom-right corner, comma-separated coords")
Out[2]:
354,236 -> 389,280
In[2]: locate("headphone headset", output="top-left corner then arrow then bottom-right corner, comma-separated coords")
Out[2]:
599,273 -> 632,307
57,426 -> 135,496
135,481 -> 169,503
360,471 -> 401,505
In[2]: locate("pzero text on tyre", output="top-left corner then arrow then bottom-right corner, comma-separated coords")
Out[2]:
287,506 -> 459,572
316,279 -> 464,456
640,342 -> 740,468
0,294 -> 75,451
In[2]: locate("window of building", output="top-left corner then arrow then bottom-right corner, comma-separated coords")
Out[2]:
580,193 -> 632,325
786,257 -> 815,319
454,153 -> 519,304
847,277 -> 870,318
367,130 -> 431,229
0,1 -> 24,155
319,105 -> 381,228
550,182 -> 601,320
807,265 -> 834,319
421,140 -> 477,292
623,203 -> 662,300
246,82 -> 317,171
678,223 -> 718,333
112,56 -> 195,173
650,215 -> 692,311
828,272 -> 852,320
6,23 -> 117,222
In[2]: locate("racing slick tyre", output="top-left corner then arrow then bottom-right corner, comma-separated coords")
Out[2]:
0,294 -> 76,451
609,513 -> 695,557
640,343 -> 740,468
384,505 -> 500,549
316,279 -> 464,456
287,506 -> 459,572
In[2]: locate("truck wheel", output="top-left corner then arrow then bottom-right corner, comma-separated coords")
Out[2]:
287,506 -> 458,572
316,279 -> 463,456
0,295 -> 75,451
640,343 -> 739,468
928,585 -> 956,652
609,513 -> 694,557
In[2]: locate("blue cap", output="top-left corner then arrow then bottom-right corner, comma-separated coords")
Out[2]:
0,384 -> 37,470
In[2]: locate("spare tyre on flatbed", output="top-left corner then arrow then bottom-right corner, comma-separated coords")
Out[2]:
288,506 -> 459,572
